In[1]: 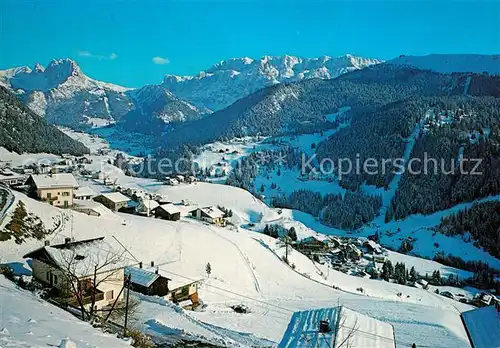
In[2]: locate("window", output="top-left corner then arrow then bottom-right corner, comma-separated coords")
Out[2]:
54,275 -> 58,285
46,192 -> 51,199
46,272 -> 50,281
62,192 -> 70,197
63,201 -> 68,208
106,290 -> 114,300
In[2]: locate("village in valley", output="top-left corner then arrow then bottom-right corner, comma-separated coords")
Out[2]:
0,127 -> 499,348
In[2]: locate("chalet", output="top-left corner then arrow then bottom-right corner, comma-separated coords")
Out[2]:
26,173 -> 79,208
73,186 -> 98,201
278,306 -> 396,348
0,168 -> 26,186
166,279 -> 202,310
135,198 -> 160,217
93,192 -> 131,212
364,239 -> 383,254
296,237 -> 327,251
373,255 -> 387,263
189,206 -> 225,225
473,292 -> 497,307
461,305 -> 500,348
152,204 -> 181,221
164,177 -> 179,186
0,172 -> 25,186
440,291 -> 455,300
23,237 -> 129,311
417,279 -> 429,290
124,266 -> 171,297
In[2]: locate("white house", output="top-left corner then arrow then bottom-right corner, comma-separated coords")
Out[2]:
26,173 -> 79,208
23,237 -> 131,311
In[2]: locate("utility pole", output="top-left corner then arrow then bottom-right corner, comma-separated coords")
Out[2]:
123,274 -> 131,337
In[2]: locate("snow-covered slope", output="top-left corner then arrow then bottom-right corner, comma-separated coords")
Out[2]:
0,185 -> 475,347
0,276 -> 130,347
387,54 -> 500,75
162,54 -> 383,111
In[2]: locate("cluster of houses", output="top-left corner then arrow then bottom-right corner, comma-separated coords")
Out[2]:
164,174 -> 197,186
22,237 -> 203,312
3,170 -> 228,226
295,236 -> 388,276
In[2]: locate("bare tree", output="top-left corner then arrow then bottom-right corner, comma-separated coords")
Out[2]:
54,241 -> 128,322
277,234 -> 293,264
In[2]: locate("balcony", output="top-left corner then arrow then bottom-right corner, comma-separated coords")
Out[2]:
67,289 -> 104,307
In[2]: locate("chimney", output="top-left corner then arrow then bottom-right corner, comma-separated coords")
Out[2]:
64,237 -> 71,244
139,262 -> 143,269
44,240 -> 50,246
155,267 -> 159,274
151,261 -> 154,267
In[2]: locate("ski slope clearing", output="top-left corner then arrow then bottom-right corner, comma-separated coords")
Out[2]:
0,276 -> 130,347
0,192 -> 475,347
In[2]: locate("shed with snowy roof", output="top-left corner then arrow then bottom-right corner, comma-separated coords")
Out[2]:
93,192 -> 131,212
124,266 -> 171,297
152,203 -> 181,221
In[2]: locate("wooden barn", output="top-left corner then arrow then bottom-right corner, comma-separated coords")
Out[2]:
152,204 -> 181,221
124,266 -> 171,297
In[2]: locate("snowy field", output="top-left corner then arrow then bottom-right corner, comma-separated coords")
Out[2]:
0,276 -> 130,347
0,189 -> 477,347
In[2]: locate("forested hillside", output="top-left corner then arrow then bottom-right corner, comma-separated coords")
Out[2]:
388,96 -> 500,220
271,189 -> 382,230
161,65 -> 464,148
437,201 -> 500,258
0,86 -> 89,155
316,98 -> 428,189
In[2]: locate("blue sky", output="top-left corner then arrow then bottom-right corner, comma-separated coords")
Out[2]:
1,0 -> 498,87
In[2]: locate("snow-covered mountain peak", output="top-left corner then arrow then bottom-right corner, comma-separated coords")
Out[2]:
33,63 -> 45,73
162,54 -> 383,111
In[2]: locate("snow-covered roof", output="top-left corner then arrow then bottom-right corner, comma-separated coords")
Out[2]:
0,173 -> 24,181
29,173 -> 79,189
461,306 -> 500,348
199,206 -> 224,219
278,306 -> 395,348
97,192 -> 130,203
124,266 -> 160,288
156,203 -> 181,215
74,186 -> 98,197
24,237 -> 131,278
